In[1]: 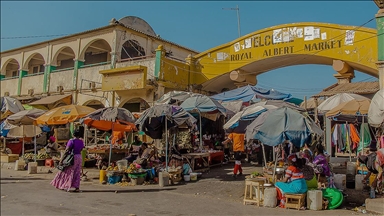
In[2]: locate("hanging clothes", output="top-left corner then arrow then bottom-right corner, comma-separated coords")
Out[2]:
357,123 -> 372,152
331,125 -> 337,147
345,124 -> 351,152
349,124 -> 360,150
338,124 -> 346,151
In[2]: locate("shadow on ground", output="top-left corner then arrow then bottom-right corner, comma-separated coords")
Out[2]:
69,188 -> 177,193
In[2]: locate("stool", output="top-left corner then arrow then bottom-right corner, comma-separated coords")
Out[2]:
45,159 -> 54,168
243,178 -> 265,206
285,193 -> 306,210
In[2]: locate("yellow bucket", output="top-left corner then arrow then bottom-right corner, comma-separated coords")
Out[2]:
369,174 -> 377,187
99,170 -> 107,183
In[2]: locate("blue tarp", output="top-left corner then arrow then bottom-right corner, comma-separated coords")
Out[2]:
210,85 -> 292,102
180,95 -> 227,114
0,121 -> 10,136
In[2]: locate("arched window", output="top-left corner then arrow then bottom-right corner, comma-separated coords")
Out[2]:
121,40 -> 146,60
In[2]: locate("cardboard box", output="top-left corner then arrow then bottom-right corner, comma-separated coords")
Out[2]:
1,154 -> 19,163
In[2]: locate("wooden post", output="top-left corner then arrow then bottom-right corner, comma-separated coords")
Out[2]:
304,96 -> 307,111
314,97 -> 319,124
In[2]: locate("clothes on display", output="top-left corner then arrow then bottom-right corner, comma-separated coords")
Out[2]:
331,123 -> 370,153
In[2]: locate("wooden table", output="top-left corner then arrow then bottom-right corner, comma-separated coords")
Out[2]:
87,149 -> 129,154
182,152 -> 210,172
87,148 -> 129,167
208,151 -> 224,167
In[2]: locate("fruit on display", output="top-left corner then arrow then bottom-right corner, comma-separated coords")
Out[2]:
125,163 -> 144,173
176,130 -> 191,149
115,182 -> 131,187
24,153 -> 50,160
106,166 -> 119,171
251,171 -> 264,177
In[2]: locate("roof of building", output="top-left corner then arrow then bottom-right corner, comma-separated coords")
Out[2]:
1,21 -> 199,55
314,81 -> 379,97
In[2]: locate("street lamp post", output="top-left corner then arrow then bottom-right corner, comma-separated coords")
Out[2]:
223,5 -> 241,38
374,0 -> 384,89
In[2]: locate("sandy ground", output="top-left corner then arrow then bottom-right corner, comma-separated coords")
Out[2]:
0,162 -> 373,216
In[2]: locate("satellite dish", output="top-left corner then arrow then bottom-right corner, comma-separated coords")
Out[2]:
118,16 -> 157,37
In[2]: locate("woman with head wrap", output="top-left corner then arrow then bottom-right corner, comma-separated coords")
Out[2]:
51,129 -> 85,192
275,154 -> 308,208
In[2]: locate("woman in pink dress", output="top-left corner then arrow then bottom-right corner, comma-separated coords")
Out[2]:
51,130 -> 84,192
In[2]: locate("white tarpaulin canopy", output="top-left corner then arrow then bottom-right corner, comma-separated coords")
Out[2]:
368,89 -> 384,127
2,120 -> 42,138
224,104 -> 276,130
317,93 -> 369,113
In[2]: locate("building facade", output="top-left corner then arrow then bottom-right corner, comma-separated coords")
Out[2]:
0,16 -> 207,112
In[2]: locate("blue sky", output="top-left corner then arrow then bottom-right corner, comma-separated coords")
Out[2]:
0,1 -> 379,99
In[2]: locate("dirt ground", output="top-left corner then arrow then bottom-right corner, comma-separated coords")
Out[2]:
1,161 -> 379,215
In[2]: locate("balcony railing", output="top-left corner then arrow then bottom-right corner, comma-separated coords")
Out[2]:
24,72 -> 45,77
119,55 -> 155,62
80,61 -> 111,69
51,67 -> 74,73
1,76 -> 19,80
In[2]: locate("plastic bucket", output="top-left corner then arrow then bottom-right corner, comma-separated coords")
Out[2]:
334,174 -> 346,190
190,173 -> 198,181
263,187 -> 277,208
369,174 -> 377,187
108,175 -> 123,184
99,170 -> 107,183
346,162 -> 356,175
116,160 -> 128,171
136,177 -> 145,185
307,190 -> 323,210
355,174 -> 365,190
184,175 -> 191,182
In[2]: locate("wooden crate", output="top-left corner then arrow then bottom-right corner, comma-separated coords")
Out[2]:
1,154 -> 19,163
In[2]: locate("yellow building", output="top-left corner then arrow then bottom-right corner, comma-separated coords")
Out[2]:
0,16 -> 207,111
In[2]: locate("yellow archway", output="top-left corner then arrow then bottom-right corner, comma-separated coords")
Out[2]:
194,22 -> 377,92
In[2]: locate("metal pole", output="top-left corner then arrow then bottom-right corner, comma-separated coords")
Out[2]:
346,121 -> 352,162
199,111 -> 203,150
165,117 -> 168,172
22,126 -> 25,156
34,126 -> 37,162
222,5 -> 241,38
261,143 -> 267,168
361,116 -> 365,156
236,5 -> 241,38
108,123 -> 114,166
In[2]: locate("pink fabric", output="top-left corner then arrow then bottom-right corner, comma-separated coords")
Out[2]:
49,136 -> 56,143
380,136 -> 384,149
51,154 -> 82,190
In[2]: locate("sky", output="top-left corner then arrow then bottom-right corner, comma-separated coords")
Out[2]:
0,1 -> 380,99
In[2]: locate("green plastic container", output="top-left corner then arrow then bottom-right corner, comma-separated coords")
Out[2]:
322,188 -> 343,210
128,172 -> 147,179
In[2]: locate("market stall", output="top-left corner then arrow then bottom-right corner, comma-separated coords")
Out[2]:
182,152 -> 210,172
180,94 -> 226,150
136,104 -> 197,171
326,98 -> 372,159
82,107 -> 137,166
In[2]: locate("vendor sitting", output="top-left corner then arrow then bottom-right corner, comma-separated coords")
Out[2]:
275,154 -> 308,208
125,145 -> 141,163
312,144 -> 331,186
45,136 -> 59,157
169,145 -> 183,168
134,143 -> 154,168
132,136 -> 143,146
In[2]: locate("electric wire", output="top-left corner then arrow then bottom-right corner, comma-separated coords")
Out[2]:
1,34 -> 70,40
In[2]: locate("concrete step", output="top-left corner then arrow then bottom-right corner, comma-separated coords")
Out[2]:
365,198 -> 384,215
